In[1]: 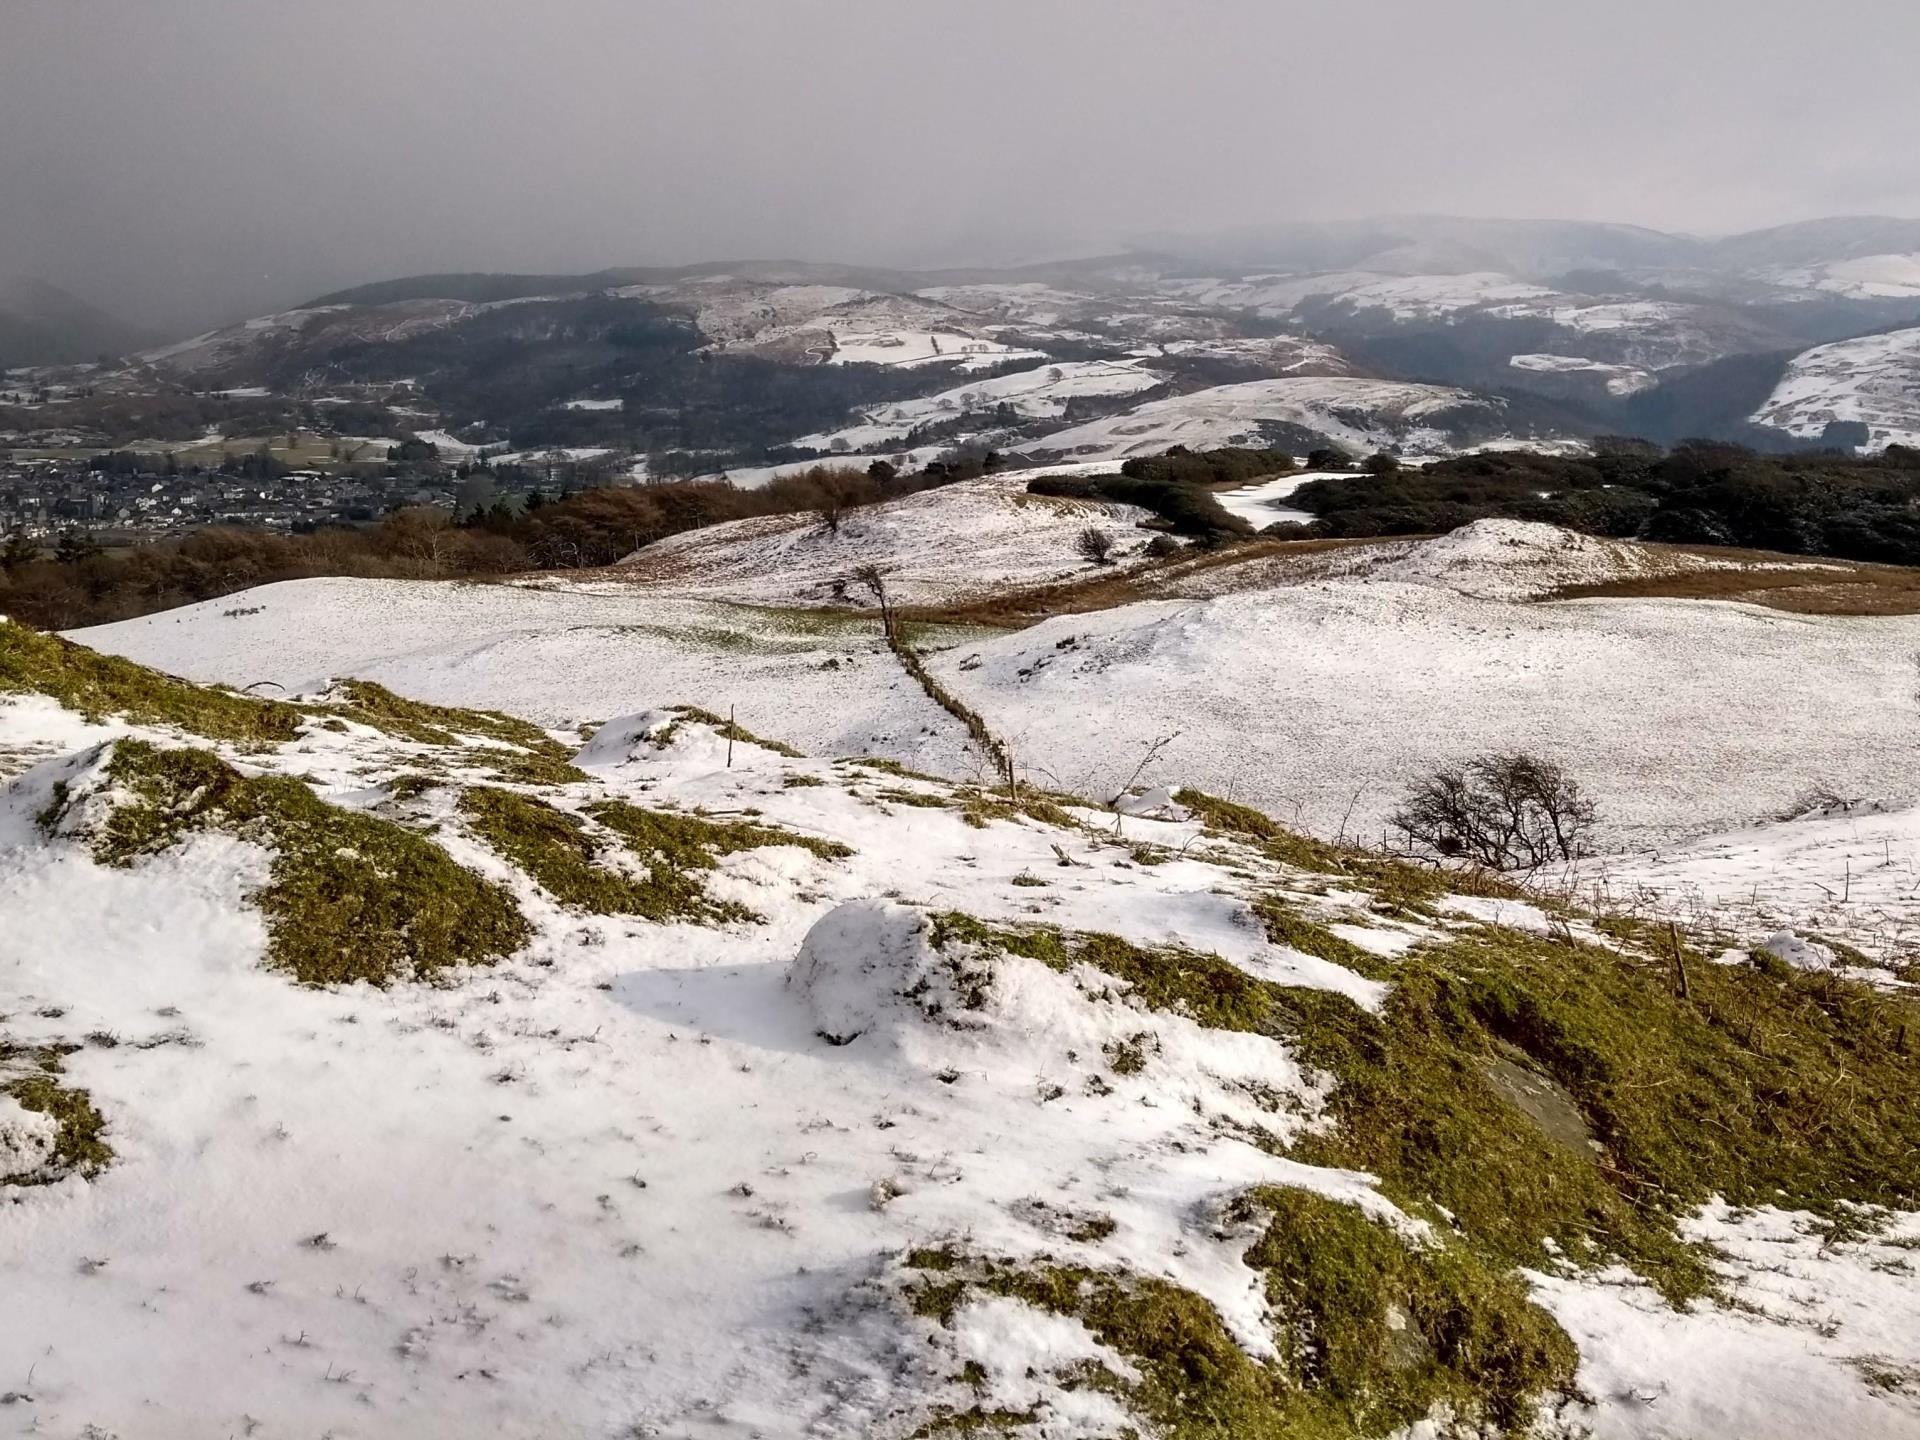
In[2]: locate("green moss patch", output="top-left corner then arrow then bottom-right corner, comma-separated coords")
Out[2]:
589,797 -> 852,867
1257,899 -> 1394,982
0,622 -> 302,744
322,680 -> 587,784
1,1048 -> 112,1184
1176,787 -> 1522,916
461,789 -> 846,923
929,914 -> 1274,1033
1270,927 -> 1920,1303
903,1207 -> 1576,1439
50,740 -> 529,986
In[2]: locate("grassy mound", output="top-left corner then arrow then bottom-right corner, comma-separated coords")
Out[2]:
461,789 -> 848,923
660,705 -> 805,758
905,1193 -> 1577,1439
47,740 -> 530,985
1273,927 -> 1920,1302
0,621 -> 302,744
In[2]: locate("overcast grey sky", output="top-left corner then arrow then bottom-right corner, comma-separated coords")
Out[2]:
5,0 -> 1919,334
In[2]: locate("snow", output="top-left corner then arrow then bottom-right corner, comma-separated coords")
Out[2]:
1509,352 -> 1656,396
11,501 -> 1920,1433
1330,271 -> 1560,321
1771,252 -> 1920,300
612,475 -> 1153,606
1537,1205 -> 1920,1439
0,1091 -> 57,1180
1213,470 -> 1329,528
926,558 -> 1920,850
68,579 -> 983,775
561,397 -> 623,411
1021,377 -> 1494,461
0,673 -> 1412,1437
1752,326 -> 1920,451
790,359 -> 1164,453
1365,518 -> 1804,602
822,329 -> 1047,370
1572,796 -> 1920,961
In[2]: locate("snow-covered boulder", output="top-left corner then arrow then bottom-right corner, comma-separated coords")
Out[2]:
787,900 -> 947,1045
1757,930 -> 1836,972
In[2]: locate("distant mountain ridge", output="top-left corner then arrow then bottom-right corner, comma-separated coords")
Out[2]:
0,278 -> 153,368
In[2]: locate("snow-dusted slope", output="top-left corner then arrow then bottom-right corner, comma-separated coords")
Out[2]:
791,359 -> 1166,452
70,580 -> 982,773
5,633 -> 1919,1438
611,475 -> 1152,606
1023,377 -> 1496,461
929,560 -> 1920,848
1752,326 -> 1920,450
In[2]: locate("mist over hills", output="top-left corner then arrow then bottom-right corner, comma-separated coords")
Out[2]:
0,278 -> 152,368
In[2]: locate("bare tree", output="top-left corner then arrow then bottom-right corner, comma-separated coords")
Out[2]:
1391,753 -> 1594,871
1076,527 -> 1115,566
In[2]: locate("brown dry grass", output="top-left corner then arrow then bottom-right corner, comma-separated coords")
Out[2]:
1548,543 -> 1920,615
897,536 -> 1390,628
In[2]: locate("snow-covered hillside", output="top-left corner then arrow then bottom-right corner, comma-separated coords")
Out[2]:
5,625 -> 1919,1439
1752,326 -> 1920,451
791,360 -> 1166,453
611,475 -> 1152,606
68,580 -> 984,774
71,513 -> 1902,858
1023,377 -> 1497,461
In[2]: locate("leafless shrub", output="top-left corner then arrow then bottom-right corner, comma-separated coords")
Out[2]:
1076,526 -> 1115,565
1391,753 -> 1595,871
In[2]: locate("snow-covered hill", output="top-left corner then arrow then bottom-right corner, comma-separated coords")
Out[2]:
5,625 -> 1920,1439
611,475 -> 1152,606
1022,377 -> 1498,461
1752,326 -> 1920,451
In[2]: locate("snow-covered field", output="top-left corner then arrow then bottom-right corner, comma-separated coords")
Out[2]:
71,581 -> 983,776
923,527 -> 1919,849
1752,326 -> 1920,451
71,515 -> 1905,859
1022,376 -> 1495,461
1509,352 -> 1656,396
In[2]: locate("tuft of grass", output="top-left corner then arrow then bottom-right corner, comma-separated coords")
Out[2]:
902,1221 -> 1575,1440
956,787 -> 1078,831
0,622 -> 302,744
1270,926 -> 1920,1304
1,1049 -> 113,1183
873,787 -> 952,809
322,680 -> 587,784
783,774 -> 827,789
461,786 -> 744,923
50,740 -> 529,986
589,797 -> 852,866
